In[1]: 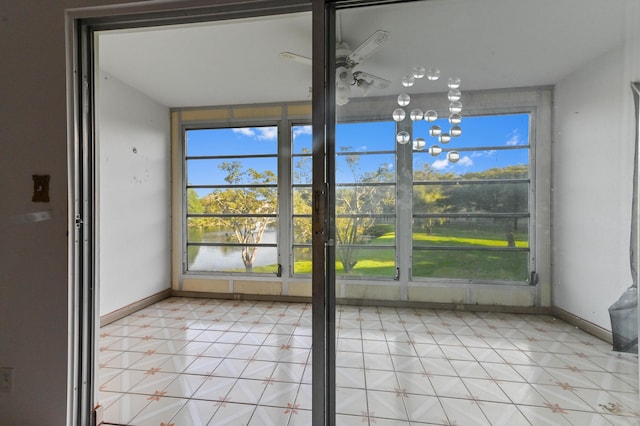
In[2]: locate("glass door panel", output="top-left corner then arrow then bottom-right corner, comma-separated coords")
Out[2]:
95,9 -> 314,424
332,0 -> 635,424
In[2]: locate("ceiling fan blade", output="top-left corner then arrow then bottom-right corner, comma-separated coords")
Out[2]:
347,30 -> 390,65
279,52 -> 312,66
353,71 -> 390,90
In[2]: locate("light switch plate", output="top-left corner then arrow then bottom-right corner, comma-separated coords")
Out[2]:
32,174 -> 50,202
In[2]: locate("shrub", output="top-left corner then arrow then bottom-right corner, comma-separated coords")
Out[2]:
366,224 -> 394,238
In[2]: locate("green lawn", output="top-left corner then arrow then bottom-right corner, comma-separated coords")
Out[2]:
292,231 -> 528,281
194,229 -> 529,281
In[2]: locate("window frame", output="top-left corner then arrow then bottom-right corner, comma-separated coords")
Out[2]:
173,87 -> 550,291
181,121 -> 283,277
291,120 -> 400,279
410,111 -> 534,284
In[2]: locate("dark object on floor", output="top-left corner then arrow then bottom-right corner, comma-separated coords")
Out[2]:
609,286 -> 638,353
609,82 -> 640,354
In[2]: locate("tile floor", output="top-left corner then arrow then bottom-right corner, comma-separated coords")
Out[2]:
98,297 -> 639,425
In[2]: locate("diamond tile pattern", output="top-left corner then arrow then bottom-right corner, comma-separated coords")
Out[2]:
99,297 -> 639,425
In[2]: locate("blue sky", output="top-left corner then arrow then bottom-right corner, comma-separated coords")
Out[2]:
186,112 -> 529,191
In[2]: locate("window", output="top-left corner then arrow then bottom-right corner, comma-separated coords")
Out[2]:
179,105 -> 537,285
291,125 -> 313,275
412,113 -> 531,282
291,122 -> 397,277
185,126 -> 279,274
335,122 -> 397,277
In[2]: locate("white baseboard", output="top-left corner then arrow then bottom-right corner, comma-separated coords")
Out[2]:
100,288 -> 172,327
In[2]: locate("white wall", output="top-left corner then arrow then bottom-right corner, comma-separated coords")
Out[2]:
0,1 -> 149,424
553,33 -> 640,330
97,70 -> 171,316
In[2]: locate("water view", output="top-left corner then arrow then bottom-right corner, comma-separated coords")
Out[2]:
189,230 -> 277,272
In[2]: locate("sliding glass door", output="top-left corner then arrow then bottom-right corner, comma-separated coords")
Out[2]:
330,0 -> 541,423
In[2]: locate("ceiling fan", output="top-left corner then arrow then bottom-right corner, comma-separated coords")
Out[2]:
280,30 -> 391,105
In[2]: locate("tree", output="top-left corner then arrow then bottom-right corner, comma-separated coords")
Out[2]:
187,188 -> 204,214
200,161 -> 277,272
335,148 -> 394,273
186,188 -> 206,267
412,164 -> 454,234
292,149 -> 313,255
438,165 -> 528,245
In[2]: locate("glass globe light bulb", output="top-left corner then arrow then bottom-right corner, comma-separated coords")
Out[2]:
448,88 -> 462,102
449,113 -> 462,125
397,93 -> 411,107
447,151 -> 461,163
439,133 -> 451,144
401,75 -> 415,87
426,67 -> 440,81
413,138 -> 426,151
450,125 -> 462,137
396,131 -> 410,144
428,145 -> 443,156
429,125 -> 442,137
392,108 -> 406,122
424,110 -> 438,122
448,76 -> 461,89
410,109 -> 424,121
449,101 -> 463,114
412,66 -> 426,79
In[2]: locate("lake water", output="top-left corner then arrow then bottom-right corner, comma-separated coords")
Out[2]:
190,230 -> 278,271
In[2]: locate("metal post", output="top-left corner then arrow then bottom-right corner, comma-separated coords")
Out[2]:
312,1 -> 336,424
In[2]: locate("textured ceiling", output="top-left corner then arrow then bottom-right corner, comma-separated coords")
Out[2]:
98,0 -> 629,108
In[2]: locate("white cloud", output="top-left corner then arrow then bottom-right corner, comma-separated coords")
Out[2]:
233,128 -> 256,137
471,149 -> 496,158
457,156 -> 473,167
232,127 -> 278,141
257,127 -> 278,140
506,129 -> 520,146
293,125 -> 312,138
433,155 -> 472,170
432,159 -> 449,170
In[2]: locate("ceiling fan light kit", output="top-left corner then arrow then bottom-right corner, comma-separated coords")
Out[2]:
279,29 -> 463,164
280,30 -> 391,105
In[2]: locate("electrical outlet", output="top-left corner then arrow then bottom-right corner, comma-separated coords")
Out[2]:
0,368 -> 13,392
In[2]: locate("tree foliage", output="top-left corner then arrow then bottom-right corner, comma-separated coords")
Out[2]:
292,150 -> 313,253
188,152 -> 528,273
438,165 -> 528,214
414,165 -> 529,243
335,148 -> 395,273
412,164 -> 454,234
199,161 -> 277,272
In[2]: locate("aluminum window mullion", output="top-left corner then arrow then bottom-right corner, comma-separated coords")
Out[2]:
188,242 -> 277,247
335,182 -> 396,187
278,115 -> 292,288
186,153 -> 277,160
412,144 -> 530,153
413,179 -> 529,186
413,213 -> 530,219
187,185 -> 277,190
396,117 -> 412,297
336,149 -> 396,156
